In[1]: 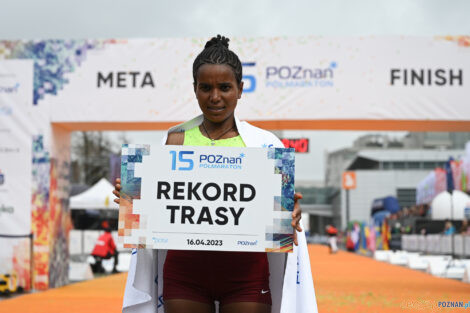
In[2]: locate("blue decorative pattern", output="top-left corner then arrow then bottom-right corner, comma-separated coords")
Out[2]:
1,39 -> 117,105
266,147 -> 295,252
119,144 -> 150,248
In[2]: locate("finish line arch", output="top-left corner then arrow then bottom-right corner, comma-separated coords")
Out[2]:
53,120 -> 470,132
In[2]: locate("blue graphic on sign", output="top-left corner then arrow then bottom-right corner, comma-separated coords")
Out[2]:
0,171 -> 4,185
199,152 -> 245,170
169,150 -> 194,171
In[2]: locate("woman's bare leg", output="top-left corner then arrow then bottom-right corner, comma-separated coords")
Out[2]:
164,299 -> 215,313
221,302 -> 271,313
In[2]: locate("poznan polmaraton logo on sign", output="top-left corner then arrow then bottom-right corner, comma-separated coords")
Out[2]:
170,150 -> 246,171
0,83 -> 20,94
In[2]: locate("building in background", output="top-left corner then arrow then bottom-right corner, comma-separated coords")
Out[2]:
325,132 -> 470,229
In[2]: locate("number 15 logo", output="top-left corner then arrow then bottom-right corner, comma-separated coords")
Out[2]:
169,151 -> 194,171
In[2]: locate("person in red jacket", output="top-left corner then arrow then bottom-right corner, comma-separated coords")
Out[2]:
325,224 -> 338,254
91,221 -> 119,273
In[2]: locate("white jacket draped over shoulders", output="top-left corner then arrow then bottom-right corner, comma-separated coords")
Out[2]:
122,115 -> 318,313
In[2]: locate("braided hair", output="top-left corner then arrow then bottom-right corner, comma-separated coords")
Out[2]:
193,35 -> 243,85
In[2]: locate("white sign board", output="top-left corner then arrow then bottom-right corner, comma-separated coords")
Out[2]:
118,145 -> 295,253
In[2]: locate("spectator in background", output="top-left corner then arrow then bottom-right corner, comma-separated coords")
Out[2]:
351,223 -> 360,251
460,219 -> 470,235
443,220 -> 456,235
91,221 -> 119,273
325,224 -> 338,254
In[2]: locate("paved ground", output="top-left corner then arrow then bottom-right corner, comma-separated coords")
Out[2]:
309,244 -> 470,312
1,245 -> 470,312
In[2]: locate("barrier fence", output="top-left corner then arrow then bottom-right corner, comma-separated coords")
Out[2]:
402,234 -> 470,257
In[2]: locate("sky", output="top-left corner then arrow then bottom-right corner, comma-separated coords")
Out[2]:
1,0 -> 468,182
1,0 -> 469,39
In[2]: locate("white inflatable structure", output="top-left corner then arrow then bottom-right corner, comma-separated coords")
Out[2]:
431,190 -> 470,220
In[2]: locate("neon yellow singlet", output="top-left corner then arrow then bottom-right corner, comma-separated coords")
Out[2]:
183,125 -> 245,147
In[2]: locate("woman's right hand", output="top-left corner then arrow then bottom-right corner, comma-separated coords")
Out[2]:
113,178 -> 121,204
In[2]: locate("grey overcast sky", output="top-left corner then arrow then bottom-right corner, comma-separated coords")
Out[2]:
2,0 -> 469,182
0,0 -> 469,39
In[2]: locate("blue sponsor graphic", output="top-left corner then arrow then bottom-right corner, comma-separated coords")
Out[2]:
266,61 -> 337,88
199,152 -> 245,170
0,83 -> 20,94
0,170 -> 4,185
0,105 -> 12,116
242,61 -> 337,91
242,62 -> 256,93
296,257 -> 300,285
152,237 -> 169,244
170,150 -> 245,170
169,150 -> 194,171
237,240 -> 258,246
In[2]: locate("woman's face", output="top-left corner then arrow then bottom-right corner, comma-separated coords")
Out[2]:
194,64 -> 243,124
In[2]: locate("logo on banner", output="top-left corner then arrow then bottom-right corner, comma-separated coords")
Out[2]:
265,61 -> 337,88
242,62 -> 256,93
390,69 -> 463,86
0,146 -> 20,154
0,205 -> 14,215
97,71 -> 155,88
0,83 -> 20,94
0,170 -> 4,185
0,105 -> 12,116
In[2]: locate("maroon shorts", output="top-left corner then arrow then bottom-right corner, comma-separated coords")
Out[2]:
163,250 -> 271,306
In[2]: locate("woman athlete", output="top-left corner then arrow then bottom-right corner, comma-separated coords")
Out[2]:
113,35 -> 303,313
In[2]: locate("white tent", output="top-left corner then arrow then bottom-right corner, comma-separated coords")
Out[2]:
70,178 -> 117,210
430,190 -> 470,220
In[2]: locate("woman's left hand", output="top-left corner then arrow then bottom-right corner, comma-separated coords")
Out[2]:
292,192 -> 303,246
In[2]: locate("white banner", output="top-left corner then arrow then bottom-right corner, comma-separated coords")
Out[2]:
0,60 -> 34,236
119,144 -> 295,252
39,36 -> 470,124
